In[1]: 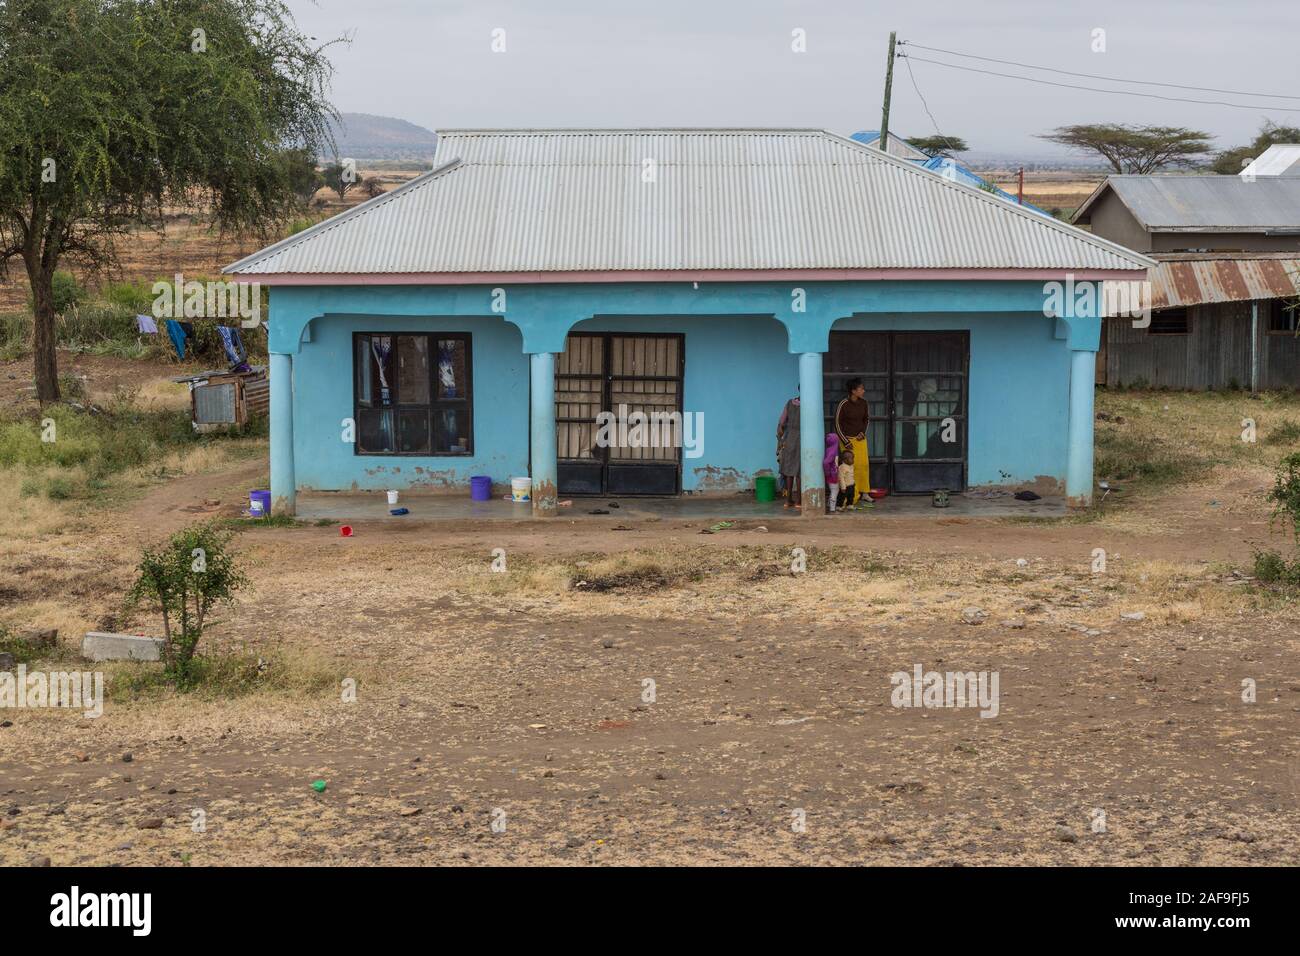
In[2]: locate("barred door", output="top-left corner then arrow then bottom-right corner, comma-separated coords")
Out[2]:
556,333 -> 684,495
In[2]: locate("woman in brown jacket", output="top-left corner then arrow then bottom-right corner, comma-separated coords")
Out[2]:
834,378 -> 871,506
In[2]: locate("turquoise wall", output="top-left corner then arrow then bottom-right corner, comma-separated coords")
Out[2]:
270,281 -> 1097,495
291,313 -> 528,491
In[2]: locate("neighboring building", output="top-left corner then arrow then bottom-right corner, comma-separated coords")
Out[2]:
1073,174 -> 1300,389
226,128 -> 1151,516
849,130 -> 931,161
1241,144 -> 1300,179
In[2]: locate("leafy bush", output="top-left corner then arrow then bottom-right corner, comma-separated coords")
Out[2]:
1267,451 -> 1300,545
100,280 -> 157,314
1253,549 -> 1300,586
25,270 -> 87,315
127,522 -> 250,685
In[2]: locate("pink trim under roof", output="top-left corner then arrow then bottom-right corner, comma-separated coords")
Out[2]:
230,267 -> 1145,286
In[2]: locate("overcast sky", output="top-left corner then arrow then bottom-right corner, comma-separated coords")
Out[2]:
288,0 -> 1300,159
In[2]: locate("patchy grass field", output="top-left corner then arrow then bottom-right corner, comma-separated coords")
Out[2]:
0,367 -> 1297,866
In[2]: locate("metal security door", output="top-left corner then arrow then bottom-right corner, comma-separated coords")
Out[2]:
556,333 -> 684,495
824,331 -> 968,493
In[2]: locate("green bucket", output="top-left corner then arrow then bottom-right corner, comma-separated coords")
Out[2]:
754,474 -> 778,502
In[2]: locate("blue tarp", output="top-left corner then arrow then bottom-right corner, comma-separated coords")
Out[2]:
919,157 -> 1052,218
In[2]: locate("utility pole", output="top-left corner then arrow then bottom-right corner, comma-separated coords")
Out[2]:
1017,166 -> 1025,205
879,31 -> 896,154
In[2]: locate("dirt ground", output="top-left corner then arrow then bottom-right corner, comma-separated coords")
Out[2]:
1,361 -> 1298,866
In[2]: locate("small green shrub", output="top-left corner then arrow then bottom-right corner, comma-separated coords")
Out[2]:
1267,452 -> 1300,545
1254,549 -> 1300,586
127,522 -> 251,686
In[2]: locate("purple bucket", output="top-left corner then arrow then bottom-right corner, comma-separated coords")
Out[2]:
470,475 -> 492,502
249,489 -> 271,516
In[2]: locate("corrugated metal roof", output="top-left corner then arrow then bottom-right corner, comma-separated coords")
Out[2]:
1241,145 -> 1300,179
226,129 -> 1152,276
1147,254 -> 1300,309
1075,175 -> 1300,232
1102,254 -> 1300,312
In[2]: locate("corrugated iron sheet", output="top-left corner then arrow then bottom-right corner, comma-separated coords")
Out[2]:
1145,256 -> 1300,309
226,129 -> 1150,276
1081,175 -> 1300,231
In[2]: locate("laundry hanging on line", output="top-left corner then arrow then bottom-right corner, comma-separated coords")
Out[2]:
217,325 -> 247,367
164,319 -> 195,359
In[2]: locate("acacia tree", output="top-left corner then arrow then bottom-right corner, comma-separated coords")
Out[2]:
1039,124 -> 1212,173
1211,120 -> 1300,174
322,160 -> 360,201
907,134 -> 969,158
0,0 -> 338,403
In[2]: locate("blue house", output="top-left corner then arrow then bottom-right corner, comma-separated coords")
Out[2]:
223,129 -> 1152,517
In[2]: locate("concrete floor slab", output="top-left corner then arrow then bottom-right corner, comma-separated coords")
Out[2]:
292,491 -> 1068,522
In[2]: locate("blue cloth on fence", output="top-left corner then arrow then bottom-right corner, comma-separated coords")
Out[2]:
135,314 -> 158,334
165,319 -> 187,358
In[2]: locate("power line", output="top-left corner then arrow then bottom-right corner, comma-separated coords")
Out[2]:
900,41 -> 1300,101
901,55 -> 966,156
898,54 -> 1300,113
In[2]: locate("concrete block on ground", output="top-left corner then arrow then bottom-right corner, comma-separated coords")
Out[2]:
82,632 -> 165,662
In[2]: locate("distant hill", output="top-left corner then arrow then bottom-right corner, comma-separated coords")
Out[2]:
323,112 -> 438,162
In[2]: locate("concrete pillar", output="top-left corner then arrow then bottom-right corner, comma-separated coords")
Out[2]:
798,351 -> 825,514
529,351 -> 558,517
1066,348 -> 1095,507
269,351 -> 296,515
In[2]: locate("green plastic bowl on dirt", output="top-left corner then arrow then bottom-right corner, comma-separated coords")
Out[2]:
754,475 -> 777,502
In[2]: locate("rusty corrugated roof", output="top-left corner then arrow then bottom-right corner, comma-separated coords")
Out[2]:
1147,254 -> 1300,309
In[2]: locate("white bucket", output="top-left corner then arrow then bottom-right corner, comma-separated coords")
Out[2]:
510,477 -> 532,502
386,490 -> 399,506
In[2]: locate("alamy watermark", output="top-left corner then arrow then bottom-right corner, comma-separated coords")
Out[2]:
152,273 -> 262,329
1043,273 -> 1152,329
594,404 -> 704,459
890,664 -> 1000,718
1,664 -> 103,718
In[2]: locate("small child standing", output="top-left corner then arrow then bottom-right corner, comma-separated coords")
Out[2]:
837,447 -> 856,510
823,432 -> 840,513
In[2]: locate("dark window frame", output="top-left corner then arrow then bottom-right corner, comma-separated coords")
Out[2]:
352,332 -> 474,457
1266,299 -> 1300,335
1148,307 -> 1190,336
